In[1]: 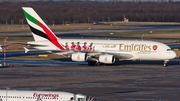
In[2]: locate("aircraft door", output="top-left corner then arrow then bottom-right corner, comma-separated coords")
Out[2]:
36,95 -> 42,101
75,94 -> 98,101
58,95 -> 62,101
74,94 -> 86,101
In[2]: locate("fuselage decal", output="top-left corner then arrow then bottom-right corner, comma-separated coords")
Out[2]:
33,92 -> 59,98
119,44 -> 151,52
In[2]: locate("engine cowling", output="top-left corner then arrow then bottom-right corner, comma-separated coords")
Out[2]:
99,55 -> 115,64
71,53 -> 87,62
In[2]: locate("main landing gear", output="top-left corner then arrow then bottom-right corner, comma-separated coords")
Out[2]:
88,61 -> 100,66
164,60 -> 169,67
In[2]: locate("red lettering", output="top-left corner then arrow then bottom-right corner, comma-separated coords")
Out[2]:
33,93 -> 59,98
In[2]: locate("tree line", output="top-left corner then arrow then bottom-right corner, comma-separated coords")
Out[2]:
0,1 -> 180,25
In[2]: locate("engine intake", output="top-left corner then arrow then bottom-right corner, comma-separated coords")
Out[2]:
99,55 -> 115,64
71,53 -> 87,62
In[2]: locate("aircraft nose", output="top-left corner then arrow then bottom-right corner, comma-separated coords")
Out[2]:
171,51 -> 176,59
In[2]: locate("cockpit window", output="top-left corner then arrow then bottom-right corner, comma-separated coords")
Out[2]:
167,49 -> 173,51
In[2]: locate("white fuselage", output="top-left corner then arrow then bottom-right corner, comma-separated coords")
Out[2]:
0,45 -> 3,52
0,90 -> 88,101
27,38 -> 176,61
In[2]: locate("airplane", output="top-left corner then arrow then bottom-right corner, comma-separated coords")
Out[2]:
21,7 -> 176,67
0,89 -> 97,101
0,45 -> 2,52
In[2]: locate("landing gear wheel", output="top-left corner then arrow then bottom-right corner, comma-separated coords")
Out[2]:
163,60 -> 169,67
164,63 -> 167,67
88,61 -> 99,66
88,61 -> 92,66
95,62 -> 100,66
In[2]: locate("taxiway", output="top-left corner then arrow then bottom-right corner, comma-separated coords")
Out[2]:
0,59 -> 180,101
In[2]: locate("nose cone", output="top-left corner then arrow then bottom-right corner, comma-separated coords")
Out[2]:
170,51 -> 176,59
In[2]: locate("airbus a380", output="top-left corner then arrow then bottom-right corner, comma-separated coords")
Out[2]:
22,7 -> 176,67
0,90 -> 97,101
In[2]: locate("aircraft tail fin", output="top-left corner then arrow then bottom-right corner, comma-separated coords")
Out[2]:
22,7 -> 65,50
22,7 -> 59,41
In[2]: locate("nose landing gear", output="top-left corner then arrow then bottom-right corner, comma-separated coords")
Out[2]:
164,60 -> 169,67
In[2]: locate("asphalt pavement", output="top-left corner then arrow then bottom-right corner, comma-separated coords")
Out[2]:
0,60 -> 180,101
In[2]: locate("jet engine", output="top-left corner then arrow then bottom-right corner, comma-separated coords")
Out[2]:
71,53 -> 87,62
99,54 -> 115,64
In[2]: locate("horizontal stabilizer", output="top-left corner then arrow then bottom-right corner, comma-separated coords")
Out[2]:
12,42 -> 48,47
24,47 -> 29,53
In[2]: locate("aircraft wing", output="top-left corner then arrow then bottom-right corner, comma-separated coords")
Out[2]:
24,48 -> 134,60
102,52 -> 134,59
51,50 -> 134,59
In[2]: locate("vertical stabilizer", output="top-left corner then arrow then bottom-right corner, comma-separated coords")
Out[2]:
22,7 -> 65,50
22,7 -> 58,41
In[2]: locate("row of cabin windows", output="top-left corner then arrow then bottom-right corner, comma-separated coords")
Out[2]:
0,96 -> 20,98
0,96 -> 58,100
